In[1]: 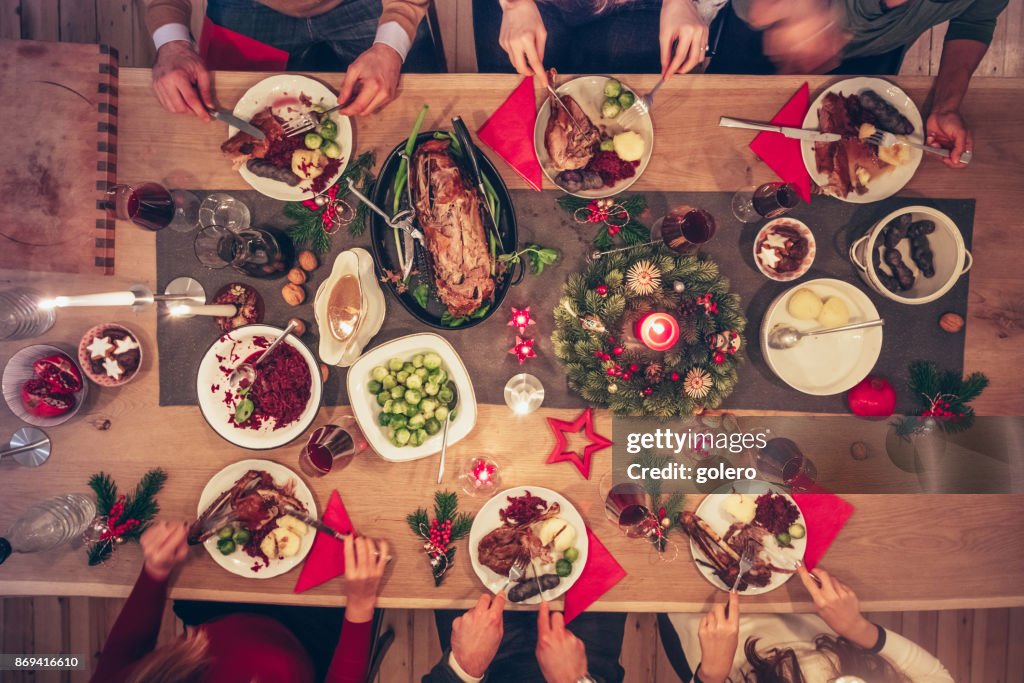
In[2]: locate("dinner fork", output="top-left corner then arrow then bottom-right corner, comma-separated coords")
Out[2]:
864,130 -> 973,165
501,555 -> 529,593
617,77 -> 665,129
282,103 -> 343,137
730,541 -> 757,594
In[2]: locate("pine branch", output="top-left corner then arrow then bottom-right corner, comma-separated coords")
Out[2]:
123,468 -> 167,528
433,490 -> 459,521
88,539 -> 114,566
88,472 -> 117,515
407,508 -> 429,537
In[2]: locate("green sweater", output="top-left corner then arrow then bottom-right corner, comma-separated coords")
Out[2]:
734,0 -> 1009,58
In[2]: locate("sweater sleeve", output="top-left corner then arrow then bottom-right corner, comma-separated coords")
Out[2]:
945,0 -> 1009,45
380,0 -> 429,41
144,0 -> 193,35
879,628 -> 954,682
89,567 -> 170,683
324,618 -> 374,683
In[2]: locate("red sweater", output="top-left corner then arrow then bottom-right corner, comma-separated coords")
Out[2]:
90,568 -> 371,683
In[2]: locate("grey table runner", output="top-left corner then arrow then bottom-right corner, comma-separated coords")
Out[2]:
157,190 -> 972,413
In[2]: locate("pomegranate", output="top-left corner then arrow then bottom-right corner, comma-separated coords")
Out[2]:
847,375 -> 897,417
20,378 -> 75,417
33,354 -> 83,394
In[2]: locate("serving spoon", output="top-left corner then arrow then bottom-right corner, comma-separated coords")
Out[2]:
768,319 -> 884,350
437,382 -> 460,485
228,320 -> 299,391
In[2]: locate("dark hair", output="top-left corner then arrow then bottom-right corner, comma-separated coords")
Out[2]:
736,634 -> 910,683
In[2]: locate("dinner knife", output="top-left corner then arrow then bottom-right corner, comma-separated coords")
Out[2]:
719,116 -> 840,143
210,108 -> 266,140
450,116 -> 505,254
283,507 -> 349,543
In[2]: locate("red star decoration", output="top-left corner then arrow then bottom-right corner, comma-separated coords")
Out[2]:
508,306 -> 535,335
545,407 -> 612,479
509,336 -> 537,364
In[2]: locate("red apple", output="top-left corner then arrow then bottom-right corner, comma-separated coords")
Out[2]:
847,375 -> 896,417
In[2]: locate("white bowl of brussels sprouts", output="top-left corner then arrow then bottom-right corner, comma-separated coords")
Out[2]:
347,333 -> 478,462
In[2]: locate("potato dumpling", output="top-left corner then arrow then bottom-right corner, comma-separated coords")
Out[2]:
787,288 -> 823,320
612,131 -> 645,162
538,517 -> 577,552
818,297 -> 850,327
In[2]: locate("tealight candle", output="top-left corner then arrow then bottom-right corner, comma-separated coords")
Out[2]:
459,456 -> 501,497
503,373 -> 544,415
634,312 -> 680,352
168,303 -> 238,318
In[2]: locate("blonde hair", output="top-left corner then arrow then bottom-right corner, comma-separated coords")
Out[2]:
125,629 -> 211,683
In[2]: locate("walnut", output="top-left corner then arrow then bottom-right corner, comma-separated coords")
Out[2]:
298,250 -> 318,272
287,317 -> 306,336
939,312 -> 964,334
850,441 -> 868,460
282,283 -> 305,306
287,268 -> 307,285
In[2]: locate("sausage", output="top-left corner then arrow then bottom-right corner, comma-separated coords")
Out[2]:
246,159 -> 302,186
858,90 -> 914,135
508,574 -> 561,603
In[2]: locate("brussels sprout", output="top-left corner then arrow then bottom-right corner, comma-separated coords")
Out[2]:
563,547 -> 580,562
618,91 -> 635,109
420,399 -> 437,414
414,367 -> 429,379
381,374 -> 397,390
366,379 -> 382,394
407,429 -> 422,447
376,391 -> 389,407
388,357 -> 404,372
232,528 -> 251,545
603,78 -> 622,98
434,406 -> 449,422
389,414 -> 407,430
391,400 -> 408,415
405,389 -> 422,405
393,428 -> 411,446
414,429 -> 429,446
555,559 -> 572,577
430,369 -> 448,385
371,366 -> 389,381
318,118 -> 338,140
424,382 -> 439,396
423,352 -> 442,370
601,98 -> 622,119
304,132 -> 323,150
437,386 -> 454,405
412,354 -> 425,368
405,375 -> 423,390
396,370 -> 410,384
217,538 -> 236,555
402,362 -> 416,374
382,399 -> 394,414
408,413 -> 426,430
310,104 -> 327,114
378,412 -> 392,426
425,417 -> 441,435
600,138 -> 615,152
217,526 -> 234,540
405,402 -> 420,418
390,385 -> 405,400
322,141 -> 342,159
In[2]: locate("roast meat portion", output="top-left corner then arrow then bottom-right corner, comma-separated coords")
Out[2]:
410,139 -> 495,318
221,109 -> 283,170
544,95 -> 600,171
477,525 -> 537,576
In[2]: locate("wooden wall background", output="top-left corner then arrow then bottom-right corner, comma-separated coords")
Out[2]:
1,1 -> 1022,681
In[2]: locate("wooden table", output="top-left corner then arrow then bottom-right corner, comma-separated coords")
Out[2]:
1,69 -> 1023,613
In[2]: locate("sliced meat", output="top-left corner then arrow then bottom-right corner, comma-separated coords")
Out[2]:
477,526 -> 532,576
544,95 -> 600,171
220,109 -> 283,170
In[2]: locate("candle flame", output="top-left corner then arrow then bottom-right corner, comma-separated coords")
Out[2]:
652,322 -> 665,335
169,304 -> 190,317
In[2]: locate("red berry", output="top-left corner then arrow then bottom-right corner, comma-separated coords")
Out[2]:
596,284 -> 608,296
613,347 -> 623,355
670,372 -> 681,381
644,387 -> 653,396
630,363 -> 640,372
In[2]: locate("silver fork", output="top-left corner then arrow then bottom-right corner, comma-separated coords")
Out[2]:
282,103 -> 343,137
865,130 -> 973,165
730,541 -> 756,593
618,77 -> 665,129
500,555 -> 529,593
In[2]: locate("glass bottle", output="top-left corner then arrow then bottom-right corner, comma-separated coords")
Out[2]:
0,494 -> 96,564
194,225 -> 295,279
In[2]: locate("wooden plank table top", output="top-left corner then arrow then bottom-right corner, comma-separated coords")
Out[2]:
1,69 -> 1023,613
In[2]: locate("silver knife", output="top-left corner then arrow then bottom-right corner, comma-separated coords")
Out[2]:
283,507 -> 349,542
211,108 -> 266,140
719,116 -> 840,143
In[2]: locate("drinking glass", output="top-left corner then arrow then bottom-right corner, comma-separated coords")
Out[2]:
598,475 -> 679,561
731,182 -> 800,223
194,225 -> 295,279
755,437 -> 818,492
298,419 -> 368,477
503,373 -> 545,415
169,190 -> 201,233
458,455 -> 501,497
199,193 -> 251,232
104,182 -> 175,231
656,206 -> 717,253
0,288 -> 56,340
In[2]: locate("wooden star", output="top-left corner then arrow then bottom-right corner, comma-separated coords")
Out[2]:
545,407 -> 612,480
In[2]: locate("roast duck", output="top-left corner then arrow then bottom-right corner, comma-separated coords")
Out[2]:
544,94 -> 600,171
220,108 -> 282,170
410,139 -> 495,318
477,502 -> 560,575
188,469 -> 306,545
678,510 -> 794,592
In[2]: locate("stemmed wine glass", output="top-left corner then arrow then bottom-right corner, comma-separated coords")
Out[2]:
731,182 -> 799,223
598,474 -> 679,561
104,182 -> 175,231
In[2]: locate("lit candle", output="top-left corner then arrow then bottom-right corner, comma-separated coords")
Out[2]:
634,312 -> 680,352
168,303 -> 238,317
38,291 -> 137,309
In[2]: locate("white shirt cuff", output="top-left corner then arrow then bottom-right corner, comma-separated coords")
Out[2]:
448,652 -> 484,683
373,21 -> 412,62
152,23 -> 193,52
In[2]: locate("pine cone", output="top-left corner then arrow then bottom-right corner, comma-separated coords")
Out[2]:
645,362 -> 664,383
679,299 -> 698,317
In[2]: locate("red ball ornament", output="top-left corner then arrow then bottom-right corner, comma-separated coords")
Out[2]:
606,367 -> 616,376
613,346 -> 623,356
847,375 -> 897,417
629,363 -> 640,372
623,372 -> 632,380
713,351 -> 726,365
644,387 -> 653,396
670,372 -> 681,381
596,284 -> 609,296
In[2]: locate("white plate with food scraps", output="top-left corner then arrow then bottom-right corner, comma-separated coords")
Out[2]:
760,278 -> 882,396
196,459 -> 317,579
229,74 -> 353,201
469,486 -> 589,605
801,77 -> 923,203
690,480 -> 805,595
534,75 -> 654,198
196,324 -> 323,450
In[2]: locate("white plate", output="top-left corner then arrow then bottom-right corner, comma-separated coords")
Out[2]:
346,333 -> 477,462
534,75 -> 654,198
801,77 -> 923,203
760,278 -> 882,396
2,345 -> 88,427
690,480 -> 805,595
196,459 -> 317,578
196,324 -> 323,450
468,486 -> 589,604
314,248 -> 386,367
229,74 -> 353,201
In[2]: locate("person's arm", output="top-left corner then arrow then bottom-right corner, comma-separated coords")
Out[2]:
325,537 -> 390,683
877,628 -> 954,682
144,0 -> 212,119
691,592 -> 740,683
377,0 -> 430,63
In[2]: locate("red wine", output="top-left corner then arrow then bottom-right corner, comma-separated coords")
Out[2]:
121,183 -> 174,231
752,183 -> 799,219
660,207 -> 717,252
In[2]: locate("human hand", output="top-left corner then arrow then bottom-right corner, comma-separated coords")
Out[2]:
695,591 -> 739,683
797,565 -> 877,648
659,0 -> 709,77
152,41 -> 213,120
535,602 -> 588,683
343,535 -> 390,623
927,110 -> 973,168
139,521 -> 189,581
499,0 -> 548,87
337,43 -> 403,116
450,592 -> 506,677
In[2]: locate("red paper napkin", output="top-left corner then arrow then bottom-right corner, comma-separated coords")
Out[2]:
294,490 -> 354,593
791,492 -> 854,571
477,76 -> 544,191
748,82 -> 813,203
199,16 -> 289,72
563,528 -> 626,624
